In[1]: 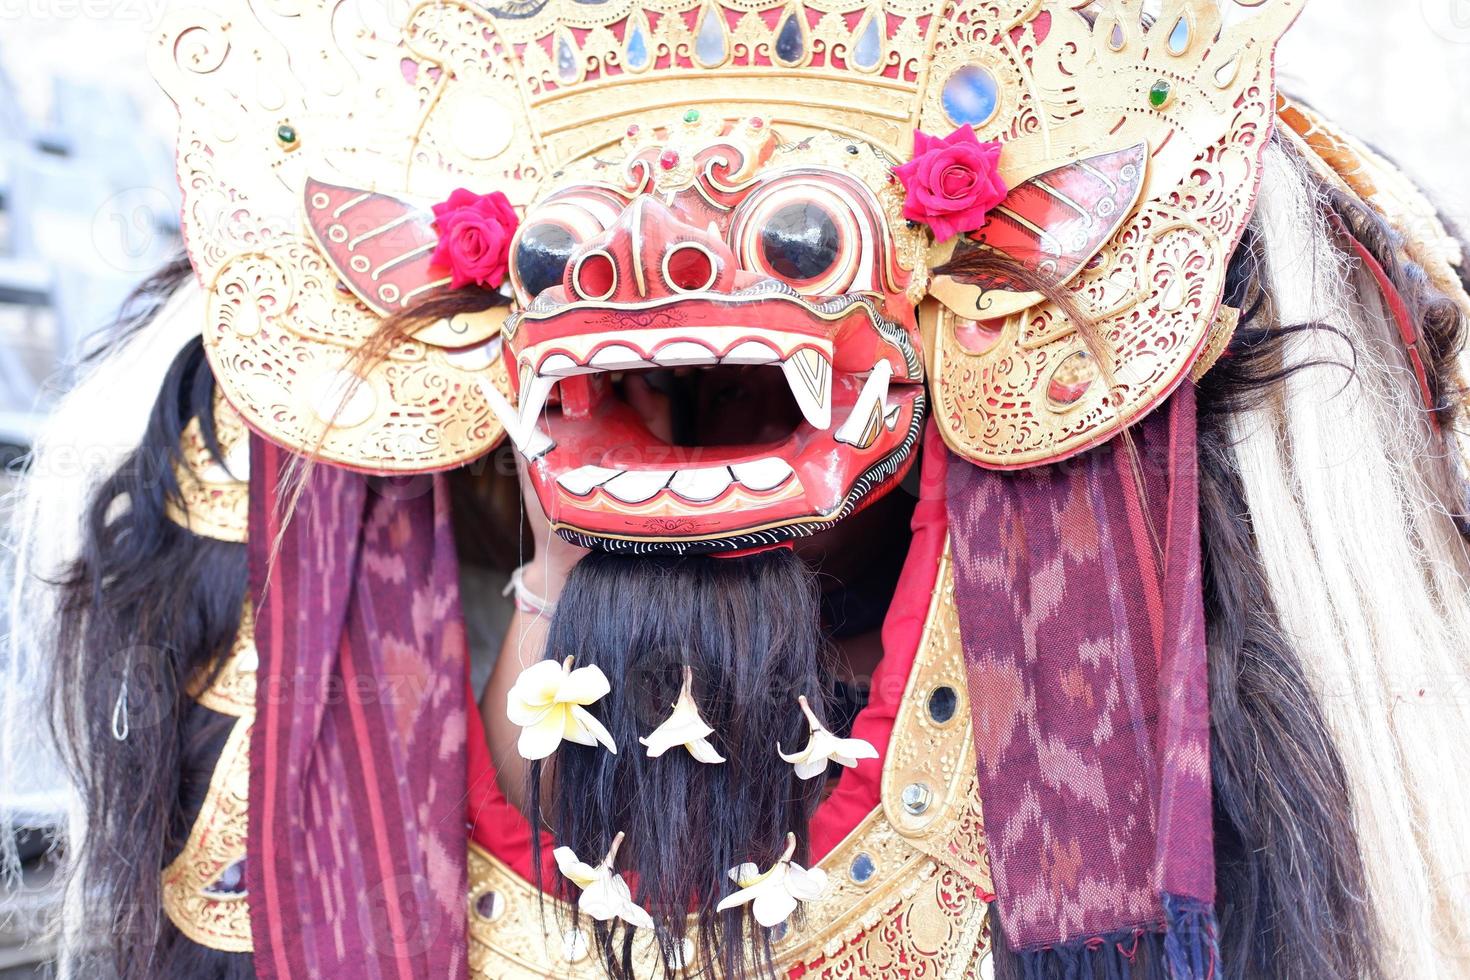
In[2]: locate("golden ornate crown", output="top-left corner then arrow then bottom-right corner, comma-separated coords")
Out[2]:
150,0 -> 1302,472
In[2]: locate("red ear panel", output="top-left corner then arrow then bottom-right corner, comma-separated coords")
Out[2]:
304,178 -> 449,316
946,142 -> 1148,293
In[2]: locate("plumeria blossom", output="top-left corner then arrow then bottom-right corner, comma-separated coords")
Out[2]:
716,833 -> 828,928
554,832 -> 655,930
778,695 -> 878,779
506,656 -> 616,760
639,666 -> 725,764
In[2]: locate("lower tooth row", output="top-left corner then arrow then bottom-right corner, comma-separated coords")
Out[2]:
557,457 -> 795,503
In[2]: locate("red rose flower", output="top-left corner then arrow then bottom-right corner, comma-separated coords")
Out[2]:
892,126 -> 1008,243
429,188 -> 519,290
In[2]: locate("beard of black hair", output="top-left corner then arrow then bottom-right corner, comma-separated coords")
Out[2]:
528,547 -> 831,980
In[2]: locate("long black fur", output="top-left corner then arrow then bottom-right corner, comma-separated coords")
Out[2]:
531,548 -> 831,979
49,331 -> 252,979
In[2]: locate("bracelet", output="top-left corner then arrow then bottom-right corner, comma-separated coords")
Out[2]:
503,564 -> 557,617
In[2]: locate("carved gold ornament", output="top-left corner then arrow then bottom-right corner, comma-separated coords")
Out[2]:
467,545 -> 995,977
164,395 -> 249,544
154,0 -> 1302,474
162,606 -> 258,952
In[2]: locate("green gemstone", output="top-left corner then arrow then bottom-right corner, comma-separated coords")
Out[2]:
276,123 -> 298,146
683,108 -> 700,123
1148,80 -> 1171,109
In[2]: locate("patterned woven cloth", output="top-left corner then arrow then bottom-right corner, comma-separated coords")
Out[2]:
946,387 -> 1215,977
245,439 -> 470,980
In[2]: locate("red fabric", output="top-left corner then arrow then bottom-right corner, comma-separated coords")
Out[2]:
468,422 -> 953,873
247,442 -> 469,980
945,386 -> 1214,962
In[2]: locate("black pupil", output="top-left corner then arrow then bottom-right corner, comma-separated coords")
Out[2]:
759,203 -> 839,283
514,223 -> 576,297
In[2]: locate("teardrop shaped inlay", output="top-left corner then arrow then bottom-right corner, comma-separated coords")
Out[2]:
1213,55 -> 1241,88
852,12 -> 882,71
775,9 -> 805,66
1108,22 -> 1125,50
625,17 -> 651,71
555,31 -> 579,83
1046,350 -> 1098,410
695,4 -> 728,67
1168,16 -> 1190,55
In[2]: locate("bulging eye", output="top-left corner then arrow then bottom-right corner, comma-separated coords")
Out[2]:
759,203 -> 839,283
732,176 -> 881,295
513,222 -> 576,298
509,188 -> 625,303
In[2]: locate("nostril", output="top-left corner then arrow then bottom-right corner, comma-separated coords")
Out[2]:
573,251 -> 617,300
664,243 -> 718,293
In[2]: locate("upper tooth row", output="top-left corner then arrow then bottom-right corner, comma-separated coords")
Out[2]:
535,339 -> 796,376
557,457 -> 796,503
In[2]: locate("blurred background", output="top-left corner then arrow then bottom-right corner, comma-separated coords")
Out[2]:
0,0 -> 1467,975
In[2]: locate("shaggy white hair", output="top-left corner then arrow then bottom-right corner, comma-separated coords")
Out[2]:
1231,144 -> 1470,975
0,282 -> 203,974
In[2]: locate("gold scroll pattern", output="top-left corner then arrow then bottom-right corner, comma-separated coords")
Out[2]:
161,606 -> 257,952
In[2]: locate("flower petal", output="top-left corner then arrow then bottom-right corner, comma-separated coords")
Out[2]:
834,736 -> 879,761
558,664 -> 611,705
569,704 -> 618,754
510,659 -> 566,702
715,881 -> 763,914
785,863 -> 829,901
517,709 -> 568,760
777,742 -> 809,765
553,847 -> 600,888
751,886 -> 799,928
727,863 -> 761,886
506,693 -> 553,726
686,737 -> 727,765
793,758 -> 828,780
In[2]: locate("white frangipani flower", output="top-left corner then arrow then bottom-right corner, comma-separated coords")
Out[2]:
778,694 -> 878,779
639,666 -> 725,764
506,656 -> 617,760
554,832 -> 655,930
715,833 -> 828,927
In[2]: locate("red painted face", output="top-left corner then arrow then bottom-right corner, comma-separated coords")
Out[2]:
498,123 -> 925,554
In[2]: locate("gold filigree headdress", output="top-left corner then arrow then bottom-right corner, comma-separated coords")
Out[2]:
152,0 -> 1302,471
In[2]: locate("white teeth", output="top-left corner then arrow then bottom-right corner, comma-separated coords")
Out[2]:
478,376 -> 555,460
730,457 -> 793,492
517,372 -> 556,432
522,424 -> 555,460
538,353 -> 596,377
556,464 -> 620,496
722,340 -> 782,365
556,463 -> 791,502
589,345 -> 654,370
884,403 -> 901,430
652,341 -> 719,366
833,361 -> 892,449
602,469 -> 672,503
668,466 -> 734,502
780,349 -> 833,430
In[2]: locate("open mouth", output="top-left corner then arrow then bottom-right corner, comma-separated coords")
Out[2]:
484,291 -> 926,550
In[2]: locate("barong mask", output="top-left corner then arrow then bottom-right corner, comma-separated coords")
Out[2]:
154,0 -> 1302,551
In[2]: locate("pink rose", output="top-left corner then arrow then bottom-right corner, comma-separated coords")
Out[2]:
892,126 -> 1008,242
430,188 -> 519,290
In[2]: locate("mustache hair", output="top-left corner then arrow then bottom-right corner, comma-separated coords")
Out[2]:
529,547 -> 831,979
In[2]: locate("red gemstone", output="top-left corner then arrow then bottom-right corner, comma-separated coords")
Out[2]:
750,117 -> 764,129
626,124 -> 640,137
658,149 -> 680,170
